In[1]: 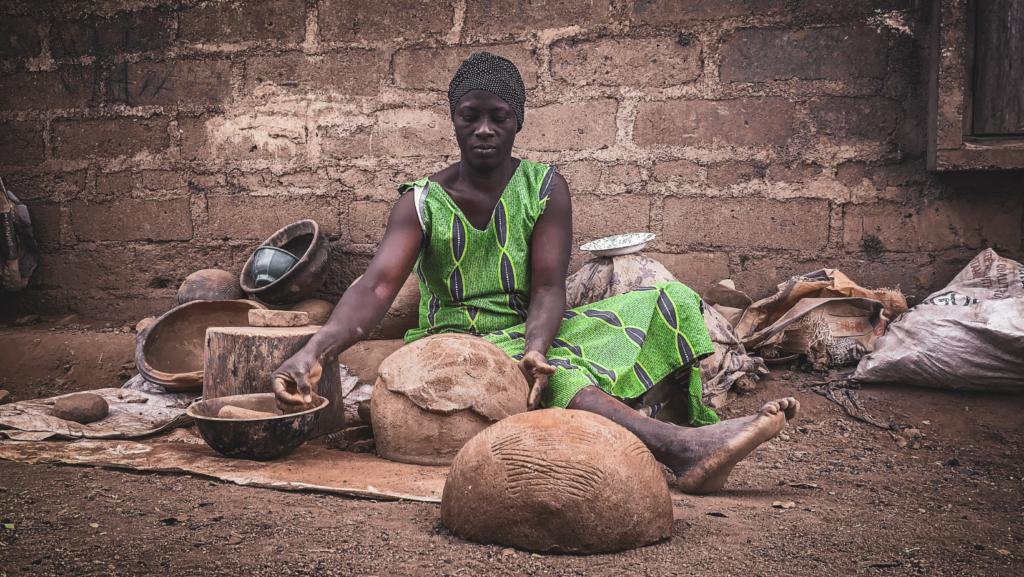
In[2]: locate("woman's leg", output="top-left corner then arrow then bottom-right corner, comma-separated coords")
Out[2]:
566,386 -> 799,494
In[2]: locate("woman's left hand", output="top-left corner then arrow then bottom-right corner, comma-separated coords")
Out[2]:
518,350 -> 556,410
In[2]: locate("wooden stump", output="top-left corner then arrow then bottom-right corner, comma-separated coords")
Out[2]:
204,326 -> 343,438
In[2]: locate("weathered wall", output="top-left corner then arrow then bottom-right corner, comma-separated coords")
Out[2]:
1,0 -> 1021,320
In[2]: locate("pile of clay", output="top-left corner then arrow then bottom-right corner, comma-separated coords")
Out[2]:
372,333 -> 529,466
441,409 -> 674,554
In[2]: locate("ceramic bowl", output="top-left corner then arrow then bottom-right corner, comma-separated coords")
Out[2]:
580,233 -> 656,257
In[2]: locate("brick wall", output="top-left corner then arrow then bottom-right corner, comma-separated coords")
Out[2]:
2,0 -> 1021,319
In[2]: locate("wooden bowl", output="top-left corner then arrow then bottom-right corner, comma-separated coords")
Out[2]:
186,393 -> 328,461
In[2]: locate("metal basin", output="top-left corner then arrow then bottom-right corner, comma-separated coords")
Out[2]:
186,393 -> 328,461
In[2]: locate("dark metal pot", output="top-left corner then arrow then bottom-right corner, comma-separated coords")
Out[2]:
186,393 -> 328,461
240,220 -> 331,305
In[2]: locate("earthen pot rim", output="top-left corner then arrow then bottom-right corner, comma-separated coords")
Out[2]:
187,393 -> 329,421
239,219 -> 327,296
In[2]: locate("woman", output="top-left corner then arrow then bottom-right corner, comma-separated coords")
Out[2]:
272,53 -> 798,494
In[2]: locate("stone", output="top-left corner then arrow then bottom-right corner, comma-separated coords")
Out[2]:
808,97 -> 901,143
177,269 -> 244,305
246,50 -> 384,96
248,309 -> 310,327
127,60 -> 232,107
0,121 -> 45,166
318,0 -> 452,42
205,195 -> 341,240
634,98 -> 795,148
51,117 -> 171,159
0,17 -> 41,59
652,159 -> 701,182
707,161 -> 765,187
0,69 -> 98,111
465,0 -> 614,36
179,0 -> 306,44
0,390 -> 10,405
441,409 -> 673,553
516,100 -> 618,152
662,197 -> 830,250
371,334 -> 528,466
51,393 -> 109,424
551,36 -> 701,88
217,405 -> 278,419
13,315 -> 39,326
288,299 -> 335,325
719,27 -> 886,83
394,44 -> 538,90
71,199 -> 192,242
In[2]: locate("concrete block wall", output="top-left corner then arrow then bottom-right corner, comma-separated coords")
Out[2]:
1,0 -> 1021,320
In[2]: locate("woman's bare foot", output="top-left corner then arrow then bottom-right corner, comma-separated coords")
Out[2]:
668,398 -> 800,494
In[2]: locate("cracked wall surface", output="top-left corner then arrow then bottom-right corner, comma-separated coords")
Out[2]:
1,0 -> 1022,319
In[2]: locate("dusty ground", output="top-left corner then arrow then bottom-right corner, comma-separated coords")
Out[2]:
1,319 -> 1023,576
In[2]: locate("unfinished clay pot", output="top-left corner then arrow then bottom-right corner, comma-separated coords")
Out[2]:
288,299 -> 335,325
135,300 -> 264,392
51,393 -> 109,424
177,269 -> 244,305
371,334 -> 528,466
441,409 -> 673,553
240,220 -> 331,306
349,273 -> 421,339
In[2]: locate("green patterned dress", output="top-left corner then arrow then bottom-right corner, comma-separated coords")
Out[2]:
398,160 -> 719,426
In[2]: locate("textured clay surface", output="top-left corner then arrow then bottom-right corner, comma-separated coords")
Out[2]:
50,393 -> 109,424
441,409 -> 674,553
176,269 -> 244,305
372,334 -> 528,466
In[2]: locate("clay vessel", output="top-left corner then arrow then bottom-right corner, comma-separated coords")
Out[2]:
187,393 -> 327,461
177,268 -> 245,305
135,299 -> 264,391
441,409 -> 674,553
349,273 -> 420,339
288,299 -> 335,325
240,220 -> 331,305
371,334 -> 528,466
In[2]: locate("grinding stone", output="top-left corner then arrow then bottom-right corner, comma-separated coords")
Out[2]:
441,409 -> 674,554
51,393 -> 109,424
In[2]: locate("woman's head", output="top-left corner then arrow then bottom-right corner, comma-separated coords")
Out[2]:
448,52 -> 525,169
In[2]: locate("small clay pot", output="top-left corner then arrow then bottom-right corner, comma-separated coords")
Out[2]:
177,269 -> 245,305
240,220 -> 331,306
51,393 -> 109,424
135,300 -> 264,392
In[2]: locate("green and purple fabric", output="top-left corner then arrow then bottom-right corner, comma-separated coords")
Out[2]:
398,160 -> 719,426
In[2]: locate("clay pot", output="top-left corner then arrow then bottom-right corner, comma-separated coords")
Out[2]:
371,334 -> 528,466
441,409 -> 674,553
288,299 -> 335,325
177,269 -> 244,305
240,220 -> 331,305
349,273 -> 420,339
135,300 -> 264,392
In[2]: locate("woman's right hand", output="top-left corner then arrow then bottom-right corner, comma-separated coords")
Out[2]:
271,349 -> 322,412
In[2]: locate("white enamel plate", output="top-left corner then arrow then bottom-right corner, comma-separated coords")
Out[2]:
579,233 -> 656,257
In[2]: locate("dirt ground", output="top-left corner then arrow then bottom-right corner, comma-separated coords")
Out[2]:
1,318 -> 1023,576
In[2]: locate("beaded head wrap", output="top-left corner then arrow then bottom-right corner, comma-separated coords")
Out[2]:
447,52 -> 526,133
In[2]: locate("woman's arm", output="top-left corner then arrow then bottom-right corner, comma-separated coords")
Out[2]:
272,192 -> 423,410
520,172 -> 573,409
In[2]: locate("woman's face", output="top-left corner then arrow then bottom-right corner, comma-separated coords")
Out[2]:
453,89 -> 517,171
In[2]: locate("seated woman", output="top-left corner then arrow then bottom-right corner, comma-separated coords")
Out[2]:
272,53 -> 798,494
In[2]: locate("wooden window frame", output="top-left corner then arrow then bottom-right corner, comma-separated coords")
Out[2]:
928,0 -> 1024,170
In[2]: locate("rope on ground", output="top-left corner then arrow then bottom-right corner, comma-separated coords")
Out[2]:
810,379 -> 891,430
